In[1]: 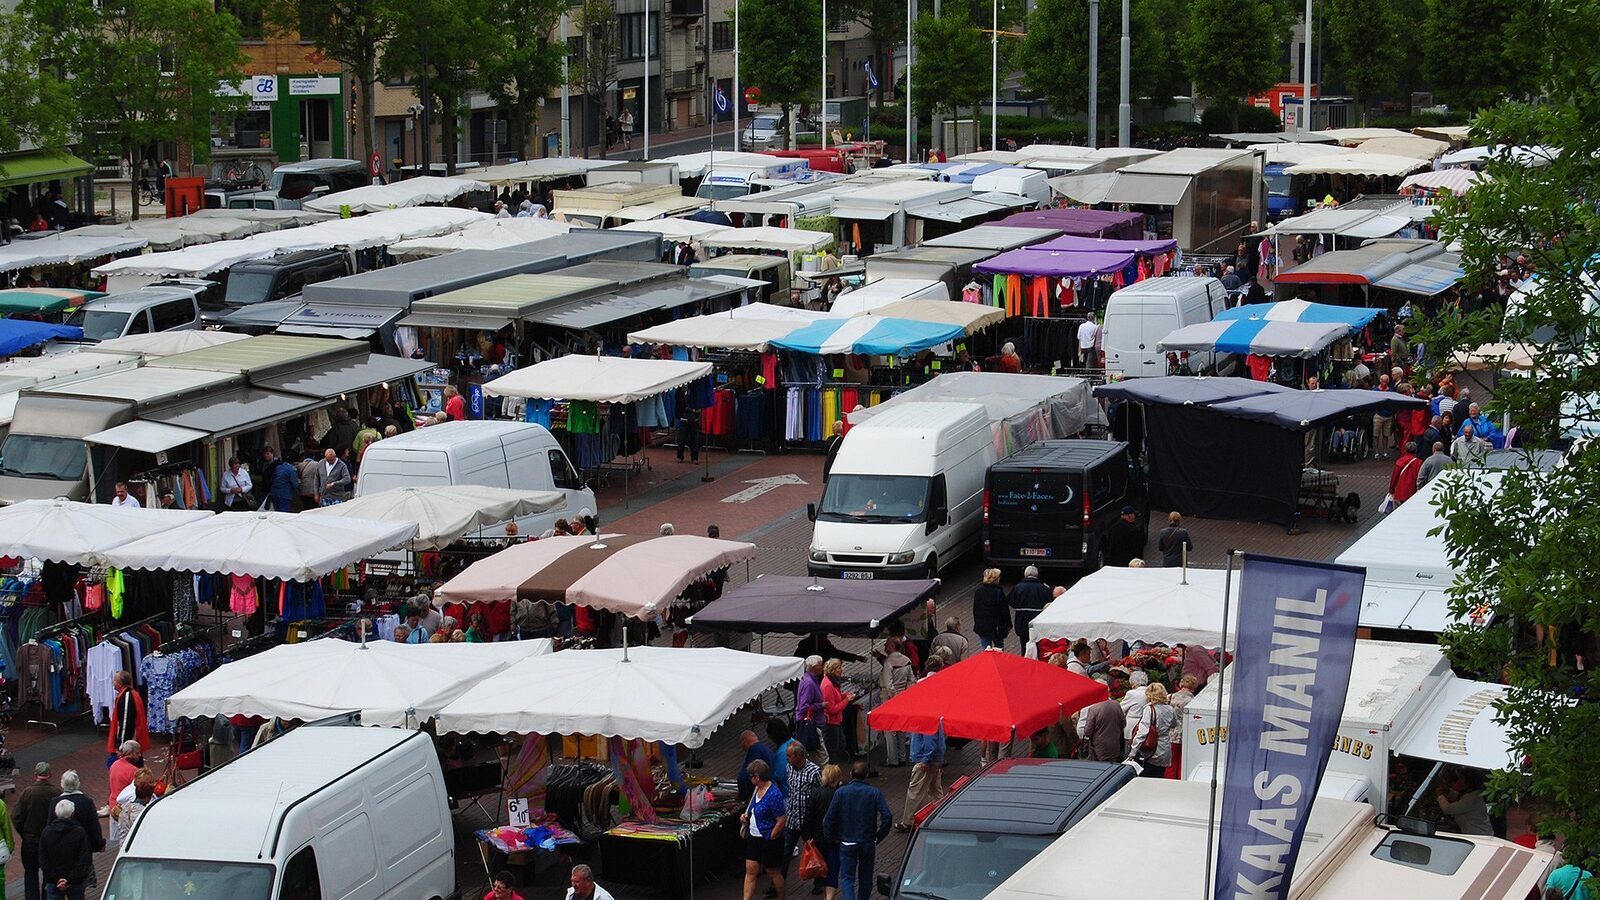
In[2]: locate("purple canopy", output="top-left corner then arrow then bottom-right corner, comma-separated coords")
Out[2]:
1031,234 -> 1178,256
995,208 -> 1146,239
974,247 -> 1135,277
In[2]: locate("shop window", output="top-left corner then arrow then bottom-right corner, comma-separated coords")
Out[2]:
213,108 -> 273,151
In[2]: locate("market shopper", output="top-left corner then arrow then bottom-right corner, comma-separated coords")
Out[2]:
741,759 -> 788,900
972,568 -> 1010,650
40,801 -> 91,900
823,760 -> 893,900
738,730 -> 778,802
1126,683 -> 1179,778
15,762 -> 57,900
820,659 -> 856,763
107,672 -> 149,766
486,870 -> 526,900
221,457 -> 253,508
1105,505 -> 1144,567
898,724 -> 945,832
566,864 -> 614,900
106,741 -> 141,830
265,447 -> 297,512
109,481 -> 140,509
1389,442 -> 1424,506
929,617 -> 969,661
807,764 -> 846,899
1078,677 -> 1126,762
1007,566 -> 1052,647
50,771 -> 101,859
877,638 -> 915,766
1418,441 -> 1453,487
1156,512 -> 1194,568
784,743 -> 822,872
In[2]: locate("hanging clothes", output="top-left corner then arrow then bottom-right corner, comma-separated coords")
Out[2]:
229,574 -> 258,615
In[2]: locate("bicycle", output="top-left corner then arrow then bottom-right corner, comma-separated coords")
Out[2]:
222,160 -> 265,185
137,177 -> 161,206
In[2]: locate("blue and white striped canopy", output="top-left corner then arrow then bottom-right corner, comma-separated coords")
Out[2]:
770,317 -> 964,356
1213,299 -> 1382,330
1157,319 -> 1351,358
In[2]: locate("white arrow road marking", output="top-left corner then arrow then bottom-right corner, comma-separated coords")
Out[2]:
720,474 -> 808,503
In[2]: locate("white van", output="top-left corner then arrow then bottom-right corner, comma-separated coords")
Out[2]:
807,402 -> 992,579
1100,277 -> 1233,377
107,725 -> 455,900
357,420 -> 596,535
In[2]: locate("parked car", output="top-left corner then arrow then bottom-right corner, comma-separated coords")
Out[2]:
66,287 -> 201,341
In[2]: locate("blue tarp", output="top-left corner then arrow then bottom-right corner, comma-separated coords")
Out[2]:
0,320 -> 81,356
1213,299 -> 1382,331
770,317 -> 963,356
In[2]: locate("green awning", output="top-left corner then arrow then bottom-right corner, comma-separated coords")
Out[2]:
0,151 -> 94,190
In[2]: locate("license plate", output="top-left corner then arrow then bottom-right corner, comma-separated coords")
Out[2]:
841,571 -> 875,580
1020,547 -> 1052,558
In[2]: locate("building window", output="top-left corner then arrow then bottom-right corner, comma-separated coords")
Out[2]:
219,0 -> 264,41
212,107 -> 273,150
619,12 -> 658,61
712,20 -> 732,51
298,0 -> 330,43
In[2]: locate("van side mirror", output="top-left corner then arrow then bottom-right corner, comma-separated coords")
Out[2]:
807,503 -> 817,522
876,873 -> 893,897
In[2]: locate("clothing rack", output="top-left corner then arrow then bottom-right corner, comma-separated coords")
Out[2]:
25,611 -> 171,731
223,632 -> 278,660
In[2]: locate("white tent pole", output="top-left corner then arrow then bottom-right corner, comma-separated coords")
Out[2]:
1202,549 -> 1239,896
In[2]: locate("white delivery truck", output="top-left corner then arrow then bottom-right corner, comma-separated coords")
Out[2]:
696,157 -> 813,200
1100,276 -> 1234,377
1182,640 -> 1519,816
986,779 -> 1553,900
356,421 -> 596,537
107,724 -> 456,900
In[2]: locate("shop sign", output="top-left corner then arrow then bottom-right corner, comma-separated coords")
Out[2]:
288,75 -> 341,96
219,75 -> 278,101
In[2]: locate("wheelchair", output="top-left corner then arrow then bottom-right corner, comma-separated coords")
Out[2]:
1325,415 -> 1370,462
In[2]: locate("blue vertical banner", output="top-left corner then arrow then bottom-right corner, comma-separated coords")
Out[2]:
1212,554 -> 1364,900
468,383 -> 484,420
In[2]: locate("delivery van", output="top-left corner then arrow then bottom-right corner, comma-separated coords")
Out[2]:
356,420 -> 595,536
108,725 -> 455,900
807,402 -> 992,579
1100,277 -> 1233,378
983,439 -> 1147,572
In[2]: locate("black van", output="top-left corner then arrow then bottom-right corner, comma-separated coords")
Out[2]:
983,439 -> 1147,571
207,249 -> 352,324
879,758 -> 1136,900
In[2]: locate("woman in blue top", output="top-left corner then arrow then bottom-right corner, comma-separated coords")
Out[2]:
741,758 -> 788,900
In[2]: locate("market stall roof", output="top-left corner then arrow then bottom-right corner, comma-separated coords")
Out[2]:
304,175 -> 490,213
34,364 -> 237,405
0,233 -> 148,274
1031,234 -> 1178,256
1413,124 -> 1473,144
1244,142 -> 1347,166
994,208 -> 1145,239
141,387 -> 331,440
72,215 -> 266,251
1284,153 -> 1430,178
1046,172 -> 1118,204
1448,341 -> 1542,372
467,158 -> 622,186
1213,131 -> 1339,144
251,353 -> 432,399
100,509 -> 416,580
691,575 -> 940,634
151,334 -> 365,377
401,273 -> 612,324
1101,172 -> 1192,206
1093,374 -> 1296,406
612,218 -> 732,242
435,646 -> 802,744
867,298 -> 1005,334
770,316 -> 964,355
1437,144 -> 1556,169
273,302 -> 409,340
0,150 -> 93,189
1315,127 -> 1417,145
1350,135 -> 1448,160
973,247 -> 1135,277
1261,201 -> 1413,236
386,217 -> 575,256
84,330 -> 251,357
187,208 -> 336,227
828,278 -> 950,315
700,226 -> 835,253
483,355 -> 712,403
0,499 -> 211,566
1273,239 -> 1445,285
84,420 -> 209,454
627,312 -> 823,352
436,533 -> 758,618
1028,566 -> 1235,648
867,650 -> 1109,741
523,277 -> 740,331
907,192 -> 1035,224
850,372 -> 1093,452
1204,387 -> 1429,428
1213,299 -> 1382,330
0,287 -> 101,315
1391,677 -> 1520,770
1334,470 -> 1496,585
1371,252 -> 1465,296
0,320 -> 81,356
1158,319 -> 1351,358
608,196 -> 709,222
1399,168 -> 1483,194
302,485 -> 564,550
166,639 -> 553,727
921,225 -> 1060,251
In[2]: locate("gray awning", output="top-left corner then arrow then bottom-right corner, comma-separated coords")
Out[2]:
525,278 -> 739,331
830,204 -> 896,221
397,312 -> 515,331
253,354 -> 433,400
144,388 -> 328,440
84,420 -> 208,453
276,325 -> 376,340
1102,172 -> 1192,206
908,198 -> 1009,224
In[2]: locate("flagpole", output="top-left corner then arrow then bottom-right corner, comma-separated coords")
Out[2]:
1203,549 -> 1240,898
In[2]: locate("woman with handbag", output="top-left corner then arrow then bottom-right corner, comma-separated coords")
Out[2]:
1126,683 -> 1179,778
806,763 -> 847,900
820,659 -> 856,764
741,759 -> 788,900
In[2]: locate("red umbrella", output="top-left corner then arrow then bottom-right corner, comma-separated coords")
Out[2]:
867,650 -> 1109,742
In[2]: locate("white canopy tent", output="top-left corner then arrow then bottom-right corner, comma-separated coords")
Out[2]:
1437,145 -> 1557,169
165,639 -> 553,727
85,331 -> 251,357
0,234 -> 149,274
434,646 -> 804,745
829,278 -> 950,315
1028,566 -> 1236,648
629,314 -> 819,351
483,355 -> 711,403
468,158 -> 622,187
700,226 -> 835,254
1245,142 -> 1348,166
1315,127 -> 1417,146
302,485 -> 565,550
73,216 -> 267,251
0,499 -> 212,566
386,217 -> 576,257
866,299 -> 1005,334
1350,136 -> 1449,161
612,218 -> 732,242
1400,169 -> 1484,194
1285,154 -> 1430,178
304,175 -> 491,213
100,510 -> 418,581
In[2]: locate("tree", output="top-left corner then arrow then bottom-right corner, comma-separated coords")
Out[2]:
0,8 -> 74,155
1422,0 -> 1533,113
842,0 -> 905,109
1324,0 -> 1402,123
739,0 -> 821,149
910,13 -> 986,126
1179,0 -> 1284,131
570,0 -> 618,157
1019,0 -> 1185,130
1417,0 -> 1600,880
382,0 -> 492,174
260,0 -> 394,165
21,0 -> 245,218
479,0 -> 566,160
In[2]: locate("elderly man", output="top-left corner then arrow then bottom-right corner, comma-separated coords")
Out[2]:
566,864 -> 615,900
783,742 -> 822,865
794,655 -> 826,757
1452,423 -> 1491,463
14,762 -> 57,900
317,448 -> 352,506
929,617 -> 970,661
1007,566 -> 1053,646
1418,441 -> 1453,487
1077,677 -> 1126,762
51,771 -> 102,858
40,800 -> 92,900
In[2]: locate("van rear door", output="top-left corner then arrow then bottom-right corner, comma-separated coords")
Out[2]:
986,467 -> 1085,564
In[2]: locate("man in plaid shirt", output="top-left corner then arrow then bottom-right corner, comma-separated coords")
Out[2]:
784,742 -> 822,871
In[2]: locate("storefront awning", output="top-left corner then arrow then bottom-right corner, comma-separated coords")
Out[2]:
143,388 -> 328,440
523,278 -> 739,331
84,420 -> 208,454
0,151 -> 94,190
397,312 -> 514,331
829,204 -> 896,221
253,353 -> 432,399
1101,172 -> 1191,207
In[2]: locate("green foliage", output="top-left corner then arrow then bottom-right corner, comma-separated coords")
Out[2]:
1421,0 -> 1533,112
260,0 -> 395,160
841,0 -> 906,108
479,0 -> 566,159
0,8 -> 74,155
1019,0 -> 1187,119
909,11 -> 987,120
1179,0 -> 1285,131
1199,103 -> 1280,134
381,0 -> 494,171
1325,0 -> 1402,120
740,0 -> 822,126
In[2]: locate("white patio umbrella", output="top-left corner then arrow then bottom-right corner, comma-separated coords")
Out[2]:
301,486 -> 565,550
434,646 -> 804,745
100,510 -> 417,581
165,639 -> 552,727
1027,566 -> 1236,648
0,499 -> 212,566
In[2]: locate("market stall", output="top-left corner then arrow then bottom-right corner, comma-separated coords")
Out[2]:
0,499 -> 212,566
992,208 -> 1145,240
829,278 -> 950,314
973,246 -> 1141,318
626,306 -> 833,352
864,299 -> 1006,334
699,225 -> 835,258
99,510 -> 418,581
0,287 -> 102,318
867,650 -> 1108,741
0,232 -> 148,274
769,316 -> 964,355
387,218 -> 577,257
302,486 -> 565,550
1027,566 -> 1235,651
304,175 -> 491,214
0,319 -> 82,356
688,575 -> 939,634
850,371 -> 1093,453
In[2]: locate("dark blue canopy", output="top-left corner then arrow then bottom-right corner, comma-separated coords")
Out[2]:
1094,375 -> 1295,406
0,320 -> 81,356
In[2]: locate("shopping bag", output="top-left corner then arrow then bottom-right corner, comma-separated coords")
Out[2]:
799,840 -> 829,880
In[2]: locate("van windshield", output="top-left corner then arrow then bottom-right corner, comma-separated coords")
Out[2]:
224,272 -> 275,305
818,473 -> 929,523
102,858 -> 274,899
73,309 -> 131,341
897,830 -> 1054,900
695,182 -> 751,201
0,434 -> 86,480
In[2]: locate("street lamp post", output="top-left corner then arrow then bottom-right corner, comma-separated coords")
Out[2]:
821,0 -> 828,150
906,0 -> 915,162
643,0 -> 652,158
1086,0 -> 1097,148
733,0 -> 741,151
561,12 -> 571,156
990,0 -> 998,152
1117,0 -> 1129,146
1301,0 -> 1313,131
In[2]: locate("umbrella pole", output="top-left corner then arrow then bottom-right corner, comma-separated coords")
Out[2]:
1202,549 -> 1239,898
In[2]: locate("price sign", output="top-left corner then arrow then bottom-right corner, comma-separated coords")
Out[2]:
507,797 -> 532,827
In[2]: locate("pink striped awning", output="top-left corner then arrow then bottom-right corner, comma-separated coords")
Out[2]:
1399,168 -> 1484,194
